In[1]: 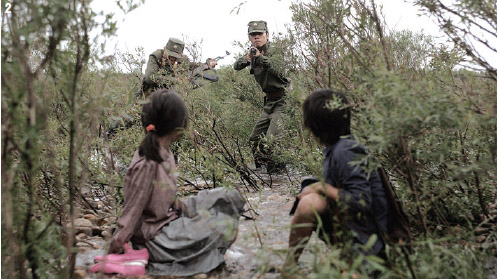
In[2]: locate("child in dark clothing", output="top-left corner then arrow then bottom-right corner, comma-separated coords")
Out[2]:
286,89 -> 388,266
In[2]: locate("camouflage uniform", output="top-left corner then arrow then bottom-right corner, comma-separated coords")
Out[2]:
109,38 -> 186,137
233,21 -> 290,173
138,38 -> 185,98
190,58 -> 219,89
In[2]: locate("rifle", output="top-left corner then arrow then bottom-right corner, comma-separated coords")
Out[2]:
249,47 -> 257,74
213,50 -> 230,62
189,53 -> 226,88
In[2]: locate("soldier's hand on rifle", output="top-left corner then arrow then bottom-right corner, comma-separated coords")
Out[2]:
208,59 -> 218,68
246,47 -> 261,61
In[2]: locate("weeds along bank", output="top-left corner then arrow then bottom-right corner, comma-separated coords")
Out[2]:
2,0 -> 496,278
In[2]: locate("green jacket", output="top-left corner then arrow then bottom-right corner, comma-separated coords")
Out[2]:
142,49 -> 176,93
190,63 -> 219,88
233,42 -> 289,95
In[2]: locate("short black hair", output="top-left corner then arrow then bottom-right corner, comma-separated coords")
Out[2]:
303,89 -> 351,145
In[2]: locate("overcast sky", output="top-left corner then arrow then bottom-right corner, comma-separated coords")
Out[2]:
92,0 -> 295,66
91,0 -> 492,68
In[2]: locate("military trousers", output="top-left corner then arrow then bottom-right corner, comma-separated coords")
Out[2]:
249,97 -> 285,171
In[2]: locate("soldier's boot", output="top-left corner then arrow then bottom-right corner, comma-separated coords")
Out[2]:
251,141 -> 269,171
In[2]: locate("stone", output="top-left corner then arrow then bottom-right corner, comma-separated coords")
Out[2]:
83,214 -> 97,223
76,242 -> 91,247
74,218 -> 93,227
74,218 -> 93,235
73,268 -> 87,279
97,217 -> 110,226
76,233 -> 87,241
101,230 -> 111,238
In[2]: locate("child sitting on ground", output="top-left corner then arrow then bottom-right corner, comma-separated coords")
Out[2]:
97,89 -> 245,277
286,89 -> 389,268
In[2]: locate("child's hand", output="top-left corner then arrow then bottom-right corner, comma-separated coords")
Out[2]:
108,238 -> 124,254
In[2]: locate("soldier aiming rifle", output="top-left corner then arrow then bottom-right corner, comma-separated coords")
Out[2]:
190,51 -> 230,89
233,20 -> 290,174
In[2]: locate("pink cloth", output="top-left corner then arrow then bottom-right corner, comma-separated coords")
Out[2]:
90,262 -> 146,276
94,243 -> 148,264
109,147 -> 179,253
91,244 -> 148,276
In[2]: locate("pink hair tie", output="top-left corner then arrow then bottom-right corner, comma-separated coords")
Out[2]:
146,124 -> 156,132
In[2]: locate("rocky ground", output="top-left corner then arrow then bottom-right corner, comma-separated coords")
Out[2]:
72,172 -> 497,279
73,172 -> 330,279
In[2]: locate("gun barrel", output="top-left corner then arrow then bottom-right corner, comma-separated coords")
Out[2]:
249,47 -> 257,74
214,51 -> 231,62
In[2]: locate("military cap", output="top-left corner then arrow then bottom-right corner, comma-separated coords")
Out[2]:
248,20 -> 268,34
164,37 -> 185,59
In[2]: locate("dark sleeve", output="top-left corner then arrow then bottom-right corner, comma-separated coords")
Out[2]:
178,57 -> 200,71
143,54 -> 175,87
143,54 -> 160,85
109,161 -> 155,253
201,72 -> 219,82
191,64 -> 207,77
335,147 -> 372,214
233,55 -> 249,70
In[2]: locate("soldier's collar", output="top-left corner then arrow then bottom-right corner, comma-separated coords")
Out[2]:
259,41 -> 270,52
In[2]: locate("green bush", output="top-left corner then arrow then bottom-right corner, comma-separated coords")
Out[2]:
2,0 -> 495,278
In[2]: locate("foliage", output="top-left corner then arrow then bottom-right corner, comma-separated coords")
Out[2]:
1,0 -> 496,278
1,0 -> 143,278
414,0 -> 497,81
284,0 -> 497,277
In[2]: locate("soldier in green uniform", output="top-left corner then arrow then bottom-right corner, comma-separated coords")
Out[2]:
109,38 -> 186,137
233,20 -> 290,174
137,38 -> 186,99
190,58 -> 219,89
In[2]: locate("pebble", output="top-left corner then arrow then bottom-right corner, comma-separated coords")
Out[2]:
73,269 -> 87,279
75,218 -> 93,227
76,242 -> 91,248
97,217 -> 110,226
76,233 -> 87,241
83,213 -> 97,223
101,230 -> 111,238
67,218 -> 93,235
